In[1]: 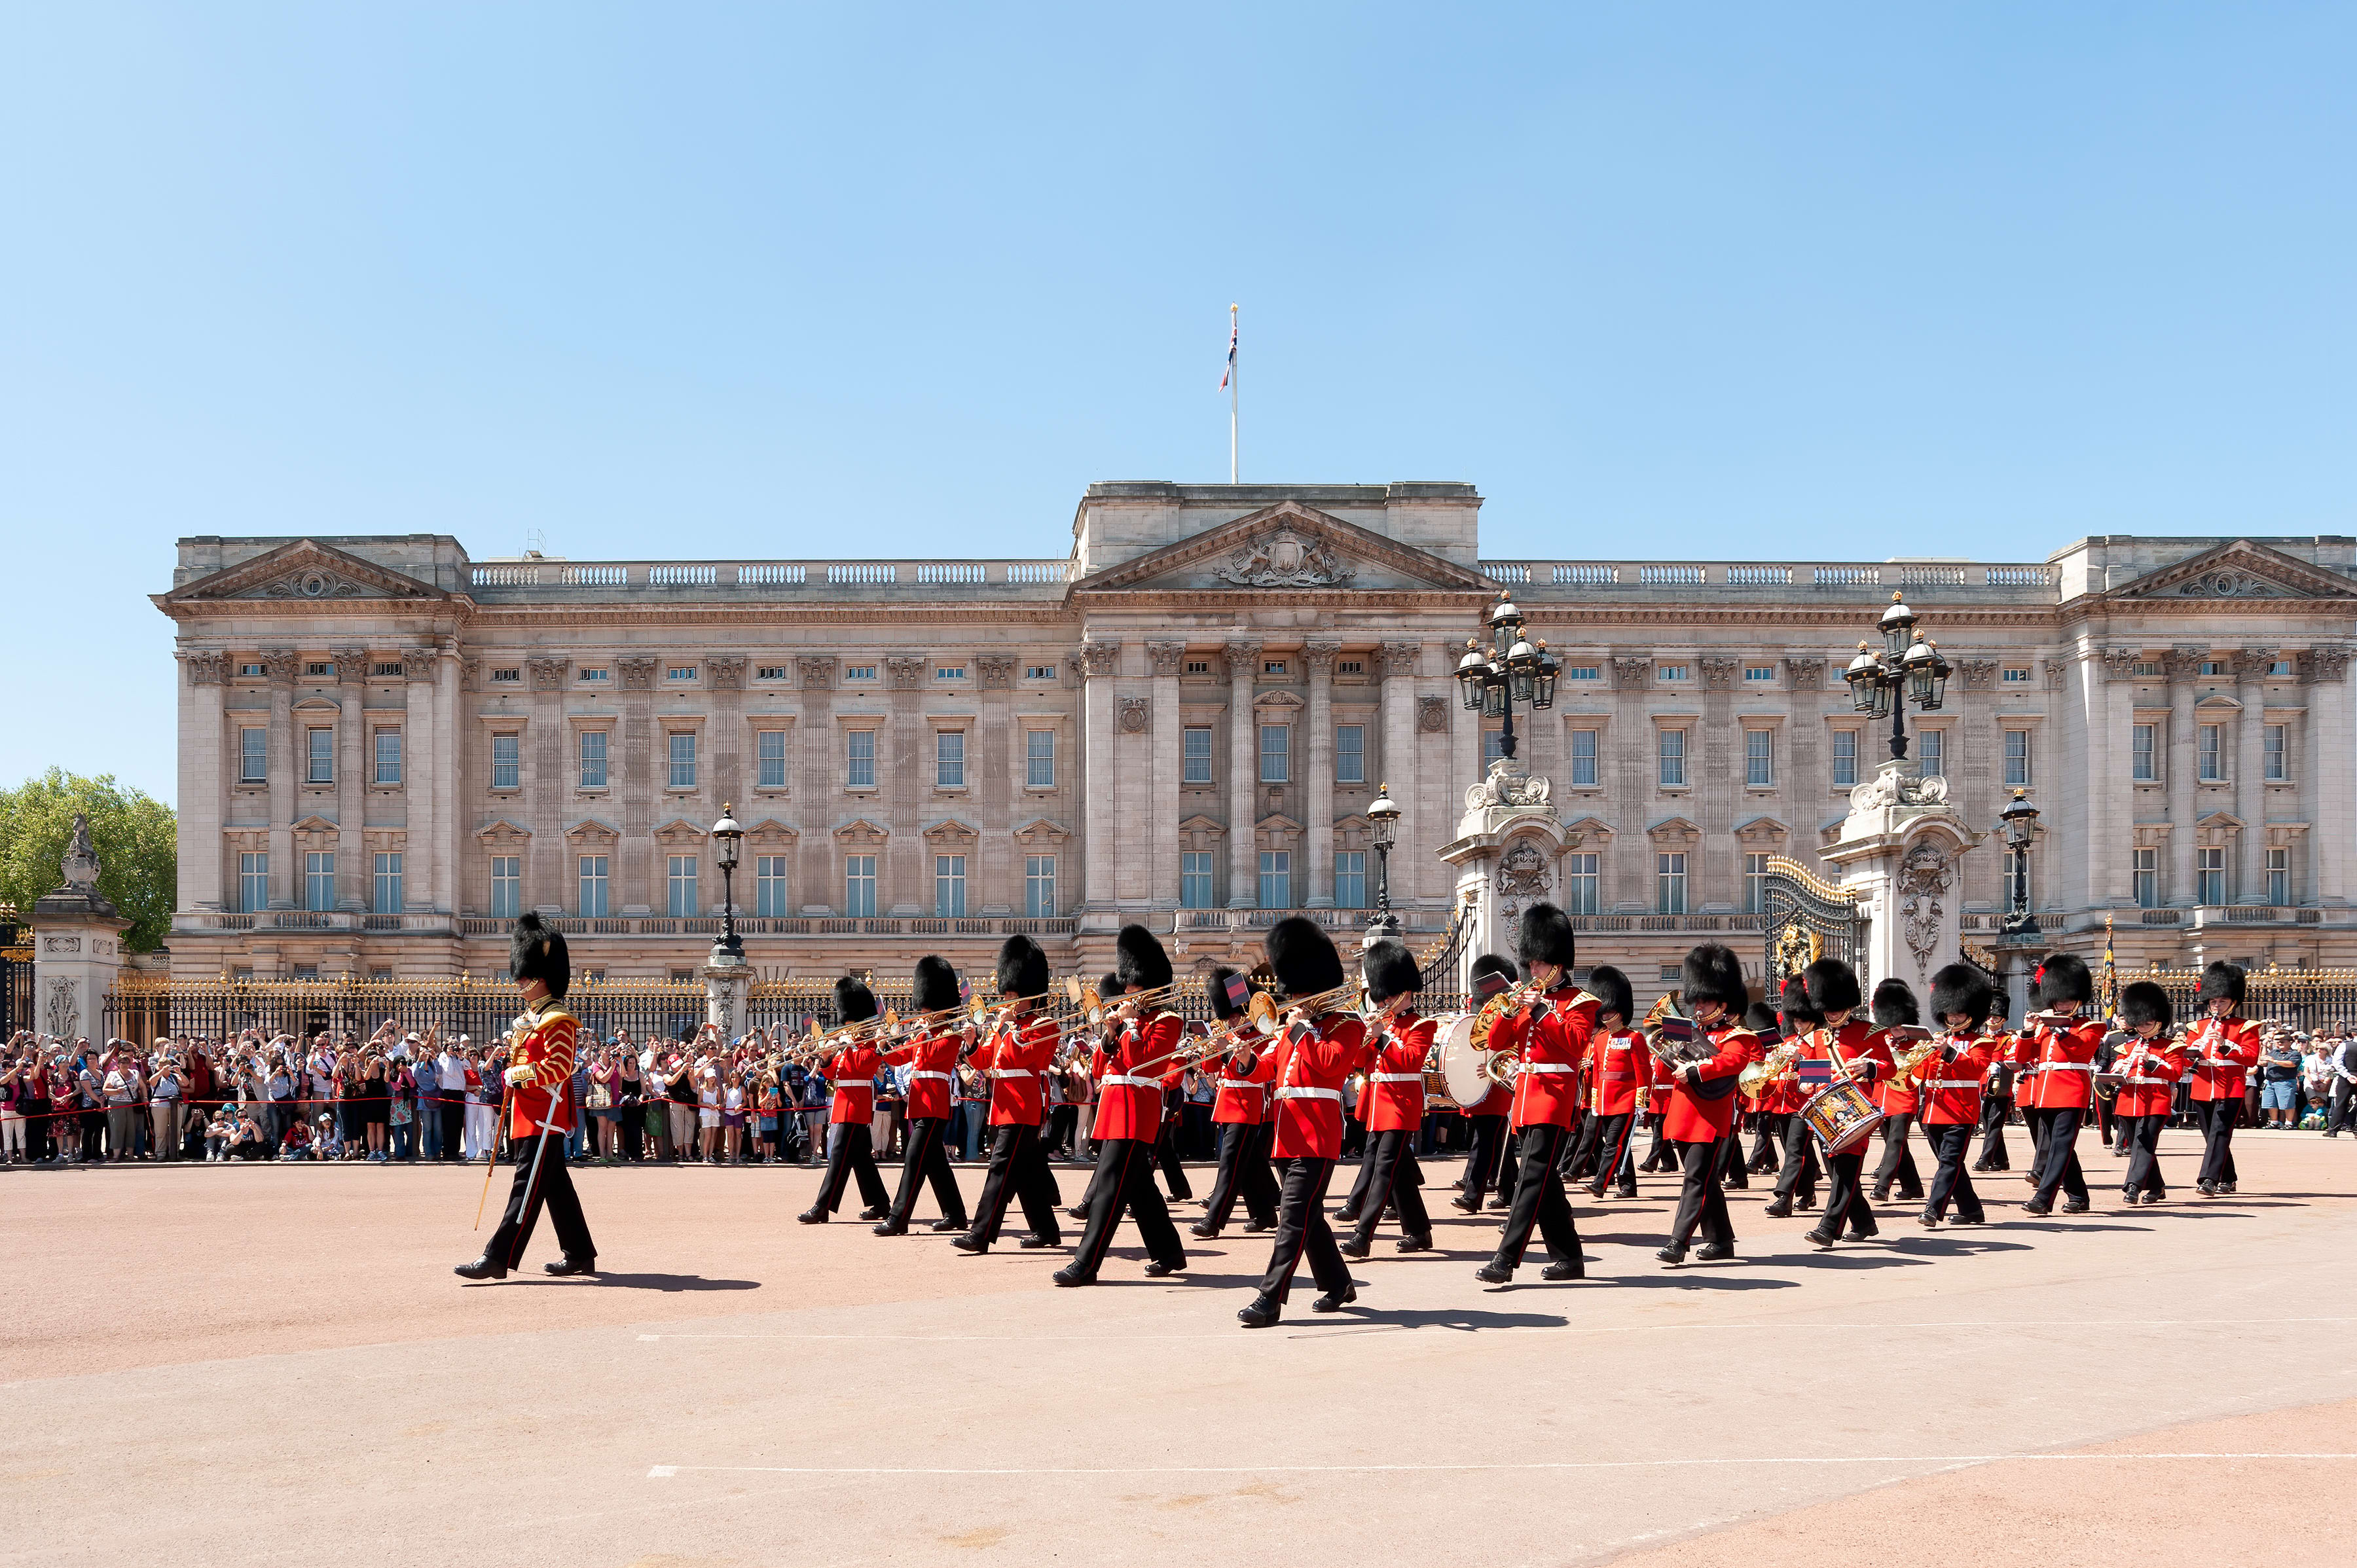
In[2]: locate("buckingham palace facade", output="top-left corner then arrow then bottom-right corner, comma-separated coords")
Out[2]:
156,483 -> 2357,985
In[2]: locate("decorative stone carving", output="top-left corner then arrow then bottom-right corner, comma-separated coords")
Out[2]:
2168,569 -> 2292,599
2042,661 -> 2066,691
261,649 -> 299,684
185,651 -> 227,687
1212,523 -> 1355,589
795,655 -> 834,689
1612,656 -> 1653,688
1849,767 -> 1950,814
706,655 -> 746,691
1896,839 -> 1955,984
617,657 -> 659,691
60,813 -> 100,892
528,658 -> 569,693
1494,838 -> 1551,924
975,653 -> 1017,689
256,569 -> 371,600
2231,647 -> 2278,682
1303,640 -> 1342,674
1466,758 -> 1552,812
333,647 -> 366,685
45,976 -> 78,1039
2305,645 -> 2350,684
44,934 -> 82,954
2100,647 -> 2142,682
1700,657 -> 1740,692
1376,641 -> 1419,680
885,655 -> 927,689
402,648 -> 437,683
1958,660 -> 1997,693
1222,640 -> 1263,678
1070,642 -> 1120,680
2164,645 -> 2208,682
1145,641 -> 1188,677
1787,658 -> 1824,691
1117,697 -> 1150,733
1416,695 -> 1448,734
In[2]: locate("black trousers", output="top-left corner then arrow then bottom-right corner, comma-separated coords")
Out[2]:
1155,1118 -> 1193,1201
1563,1112 -> 1596,1179
1492,1123 -> 1582,1271
888,1116 -> 968,1228
1044,1103 -> 1078,1158
1813,1149 -> 1877,1238
2119,1112 -> 2166,1197
967,1123 -> 1063,1247
1638,1111 -> 1675,1173
1771,1114 -> 1822,1205
2030,1106 -> 2089,1205
1069,1137 -> 1185,1275
1747,1112 -> 1783,1173
816,1121 -> 890,1214
1583,1112 -> 1639,1197
2195,1097 -> 2240,1185
1716,1128 -> 1749,1190
437,1100 -> 465,1161
1255,1156 -> 1350,1304
1349,1130 -> 1431,1249
1201,1120 -> 1279,1231
1461,1114 -> 1512,1201
1668,1137 -> 1733,1249
1871,1113 -> 1924,1198
2093,1091 -> 2117,1146
2332,1078 -> 2357,1133
486,1135 -> 595,1268
1974,1097 -> 2011,1169
1922,1121 -> 1983,1222
1341,1135 -> 1382,1218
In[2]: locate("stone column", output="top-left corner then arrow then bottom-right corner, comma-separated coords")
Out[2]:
1610,655 -> 1653,911
1224,640 -> 1262,907
335,651 -> 366,911
1700,657 -> 1740,909
1074,640 -> 1120,911
1377,641 -> 1418,909
1823,761 -> 1987,993
703,951 -> 750,1038
403,647 -> 440,915
616,656 -> 659,911
976,655 -> 1015,913
795,658 -> 835,912
179,651 -> 227,912
2233,647 -> 2273,903
32,816 -> 131,1044
2306,646 -> 2352,906
264,649 -> 297,907
1304,642 -> 1340,907
1146,642 -> 1186,909
885,655 -> 928,914
2165,647 -> 2201,905
526,656 -> 570,913
708,655 -> 747,826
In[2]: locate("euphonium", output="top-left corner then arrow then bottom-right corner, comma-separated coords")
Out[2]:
1737,1036 -> 1801,1097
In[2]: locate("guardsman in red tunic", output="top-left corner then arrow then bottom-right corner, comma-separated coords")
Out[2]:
1971,994 -> 2019,1173
797,977 -> 892,1224
1761,980 -> 1825,1218
1340,942 -> 1437,1259
1575,966 -> 1642,1201
1866,977 -> 1928,1204
1193,966 -> 1279,1239
1790,958 -> 1897,1249
1057,926 -> 1188,1286
458,914 -> 597,1280
1450,956 -> 1520,1214
953,936 -> 1066,1254
1237,919 -> 1372,1329
871,956 -> 972,1236
1656,943 -> 1764,1264
2111,981 -> 2185,1205
1918,964 -> 2001,1228
2187,961 -> 2261,1195
2020,951 -> 2104,1216
1475,903 -> 1597,1286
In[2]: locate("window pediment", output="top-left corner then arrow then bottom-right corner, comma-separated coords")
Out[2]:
475,818 -> 532,847
564,817 -> 621,845
1013,816 -> 1070,848
651,818 -> 707,847
923,817 -> 981,847
744,817 -> 799,847
835,818 -> 890,847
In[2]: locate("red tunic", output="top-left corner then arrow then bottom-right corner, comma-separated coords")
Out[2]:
974,1010 -> 1056,1126
2020,1014 -> 2106,1110
1871,1027 -> 1926,1116
1269,1011 -> 1371,1160
2185,1015 -> 2260,1103
1363,1010 -> 1435,1133
1589,1029 -> 1646,1117
876,1029 -> 959,1121
1212,1040 -> 1276,1124
2111,1036 -> 2185,1119
1918,1034 -> 1998,1126
821,1044 -> 883,1125
1089,1012 -> 1184,1142
1660,1021 -> 1764,1141
1488,985 -> 1599,1131
506,1002 -> 579,1139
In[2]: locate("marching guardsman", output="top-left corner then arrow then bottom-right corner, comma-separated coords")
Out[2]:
1193,966 -> 1278,1239
457,913 -> 597,1279
1918,964 -> 2000,1228
1791,958 -> 1895,1249
2187,961 -> 2260,1196
953,936 -> 1066,1254
1341,941 -> 1436,1259
797,977 -> 892,1224
2020,951 -> 2104,1216
1451,955 -> 1520,1214
1238,919 -> 1372,1329
1761,977 -> 1824,1219
1057,926 -> 1188,1286
1576,966 -> 1643,1200
1656,943 -> 1764,1265
2111,981 -> 2184,1205
871,956 -> 972,1236
1063,971 -> 1129,1224
1741,1000 -> 1787,1176
1336,1061 -> 1383,1226
1474,903 -> 1595,1286
1639,1030 -> 1680,1175
1971,992 -> 2017,1173
1867,977 -> 1928,1205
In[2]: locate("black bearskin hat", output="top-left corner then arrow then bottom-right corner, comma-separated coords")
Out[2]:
2120,980 -> 2172,1031
1742,1001 -> 1783,1044
2033,951 -> 2093,1007
1266,916 -> 1344,998
1469,954 -> 1517,1000
911,955 -> 960,1015
1206,966 -> 1249,1023
1681,943 -> 1748,1012
996,934 -> 1050,1000
1514,902 -> 1577,972
1097,971 -> 1126,1000
1115,924 -> 1173,994
1871,977 -> 1920,1029
2197,960 -> 2246,1008
1928,963 -> 1995,1027
1778,974 -> 1823,1031
1361,941 -> 1422,1005
1802,958 -> 1863,1017
508,912 -> 570,1000
835,976 -> 878,1025
1586,964 -> 1634,1027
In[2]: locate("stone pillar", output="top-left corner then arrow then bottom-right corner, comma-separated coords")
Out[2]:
335,650 -> 366,911
1377,641 -> 1418,909
527,656 -> 570,913
32,815 -> 132,1044
2233,647 -> 2273,903
976,655 -> 1015,913
616,656 -> 659,912
2307,646 -> 2352,907
1304,642 -> 1339,907
403,647 -> 440,915
1823,758 -> 1986,994
179,651 -> 227,911
1436,766 -> 1569,990
885,655 -> 928,915
1146,642 -> 1186,909
703,950 -> 750,1039
2165,647 -> 2200,906
1224,641 -> 1262,907
795,657 -> 835,913
2089,646 -> 2136,907
265,648 -> 296,907
1074,640 -> 1120,911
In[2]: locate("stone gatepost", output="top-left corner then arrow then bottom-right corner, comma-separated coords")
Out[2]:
703,947 -> 750,1040
31,814 -> 132,1043
1823,758 -> 1987,994
1435,757 -> 1579,989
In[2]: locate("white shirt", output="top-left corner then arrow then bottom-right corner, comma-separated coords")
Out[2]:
437,1051 -> 468,1092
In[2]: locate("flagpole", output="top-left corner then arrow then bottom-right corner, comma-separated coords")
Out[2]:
1228,303 -> 1239,484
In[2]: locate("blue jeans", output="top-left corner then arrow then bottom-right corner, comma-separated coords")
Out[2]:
2260,1078 -> 2295,1112
390,1119 -> 414,1159
418,1100 -> 443,1159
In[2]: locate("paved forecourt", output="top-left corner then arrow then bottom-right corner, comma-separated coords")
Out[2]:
5,1130 -> 2354,1568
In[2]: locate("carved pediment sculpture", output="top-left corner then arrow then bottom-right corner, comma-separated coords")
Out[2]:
1213,524 -> 1355,590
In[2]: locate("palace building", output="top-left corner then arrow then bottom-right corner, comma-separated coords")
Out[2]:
156,483 -> 2356,987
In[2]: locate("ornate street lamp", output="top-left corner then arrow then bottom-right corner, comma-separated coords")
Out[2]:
710,803 -> 744,962
1844,592 -> 1948,761
1364,782 -> 1402,945
1459,591 -> 1560,768
1999,788 -> 2040,938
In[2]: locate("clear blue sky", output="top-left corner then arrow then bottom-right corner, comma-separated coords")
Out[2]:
7,4 -> 2353,806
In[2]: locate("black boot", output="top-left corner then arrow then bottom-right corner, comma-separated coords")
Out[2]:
1237,1295 -> 1282,1329
542,1255 -> 596,1277
453,1256 -> 508,1281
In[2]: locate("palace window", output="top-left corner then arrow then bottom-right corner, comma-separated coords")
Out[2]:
1338,659 -> 1364,676
304,851 -> 335,912
2268,846 -> 2291,906
578,730 -> 608,789
1917,728 -> 1943,779
577,668 -> 608,684
1658,729 -> 1688,788
1180,852 -> 1214,909
1260,725 -> 1290,784
1025,854 -> 1057,917
1027,729 -> 1056,788
1831,729 -> 1859,788
847,730 -> 876,788
1484,730 -> 1508,769
843,665 -> 877,682
306,661 -> 333,679
2265,724 -> 2288,781
2132,847 -> 2159,909
1744,665 -> 1776,683
1182,727 -> 1213,784
666,855 -> 699,917
845,855 -> 877,917
1334,725 -> 1364,785
2001,666 -> 2031,684
2197,846 -> 2227,906
240,727 -> 267,784
1564,852 -> 1599,915
935,854 -> 966,917
489,856 -> 520,919
578,856 -> 609,917
1656,665 -> 1689,682
2198,723 -> 2223,782
1027,664 -> 1058,680
1264,659 -> 1288,676
373,852 -> 403,915
756,666 -> 790,682
1184,660 -> 1210,676
1745,852 -> 1770,913
667,733 -> 697,789
238,853 -> 268,913
2269,659 -> 2293,678
1564,665 -> 1600,682
2200,661 -> 2226,678
492,733 -> 520,790
934,665 -> 966,681
2131,723 -> 2157,782
667,666 -> 697,683
1656,852 -> 1687,915
2005,729 -> 2032,787
1569,728 -> 1598,788
373,728 -> 402,786
755,855 -> 790,917
757,729 -> 788,788
238,663 -> 265,678
1258,850 -> 1293,909
1334,850 -> 1366,910
373,663 -> 403,678
1744,729 -> 1774,788
936,730 -> 966,787
306,727 -> 333,785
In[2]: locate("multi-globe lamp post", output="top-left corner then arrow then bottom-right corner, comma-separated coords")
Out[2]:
1363,782 -> 1402,947
1455,590 -> 1560,767
1841,591 -> 1953,762
1999,788 -> 2041,938
710,803 -> 745,964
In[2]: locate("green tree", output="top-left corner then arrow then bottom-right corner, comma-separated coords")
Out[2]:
0,770 -> 177,952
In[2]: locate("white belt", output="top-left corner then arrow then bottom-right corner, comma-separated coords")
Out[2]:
1521,1063 -> 1577,1075
2039,1062 -> 2094,1072
1275,1087 -> 1341,1103
908,1071 -> 952,1083
1926,1078 -> 1981,1089
988,1068 -> 1035,1080
1371,1072 -> 1423,1084
1101,1074 -> 1163,1089
2124,1076 -> 2171,1086
1216,1078 -> 1261,1091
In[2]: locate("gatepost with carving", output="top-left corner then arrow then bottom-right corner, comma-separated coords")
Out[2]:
1822,757 -> 1986,994
1436,756 -> 1578,991
31,814 -> 134,1044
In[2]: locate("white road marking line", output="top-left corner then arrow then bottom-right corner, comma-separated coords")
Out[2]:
647,1453 -> 2357,1480
633,1315 -> 2357,1343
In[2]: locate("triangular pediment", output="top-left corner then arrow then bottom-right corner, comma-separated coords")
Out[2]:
1072,501 -> 1490,596
2104,540 -> 2357,604
158,539 -> 447,610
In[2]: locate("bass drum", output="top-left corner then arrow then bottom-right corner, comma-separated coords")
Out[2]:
1799,1076 -> 1883,1156
1423,1012 -> 1496,1112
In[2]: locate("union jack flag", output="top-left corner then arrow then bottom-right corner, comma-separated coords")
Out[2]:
1220,320 -> 1236,390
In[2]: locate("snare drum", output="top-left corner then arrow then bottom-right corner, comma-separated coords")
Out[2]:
1798,1076 -> 1883,1155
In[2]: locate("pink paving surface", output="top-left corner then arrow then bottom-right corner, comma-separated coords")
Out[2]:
5,1127 -> 2353,1567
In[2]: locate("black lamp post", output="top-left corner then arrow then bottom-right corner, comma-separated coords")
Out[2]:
1999,788 -> 2040,938
710,803 -> 744,962
1842,591 -> 1951,762
1365,782 -> 1402,945
1457,589 -> 1559,767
